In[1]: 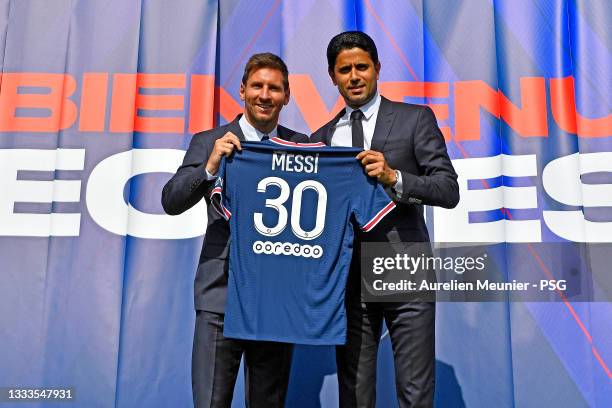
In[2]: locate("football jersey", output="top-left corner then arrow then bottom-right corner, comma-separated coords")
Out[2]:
211,137 -> 395,345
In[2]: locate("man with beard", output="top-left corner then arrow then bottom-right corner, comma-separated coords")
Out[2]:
162,53 -> 307,408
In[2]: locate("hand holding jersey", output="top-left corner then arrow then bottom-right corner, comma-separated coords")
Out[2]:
205,131 -> 242,176
356,149 -> 398,186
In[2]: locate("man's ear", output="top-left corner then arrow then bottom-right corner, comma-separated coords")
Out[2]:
328,69 -> 337,86
284,88 -> 290,106
239,82 -> 245,101
375,62 -> 381,80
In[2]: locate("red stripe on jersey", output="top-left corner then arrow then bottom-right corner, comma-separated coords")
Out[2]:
222,205 -> 232,219
362,201 -> 396,232
210,186 -> 231,220
270,137 -> 325,147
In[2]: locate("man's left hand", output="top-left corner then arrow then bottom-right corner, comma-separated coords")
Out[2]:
356,150 -> 397,187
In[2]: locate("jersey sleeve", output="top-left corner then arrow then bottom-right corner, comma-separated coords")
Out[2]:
352,165 -> 396,232
210,157 -> 232,220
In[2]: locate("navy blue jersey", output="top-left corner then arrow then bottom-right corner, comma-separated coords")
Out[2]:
211,137 -> 395,345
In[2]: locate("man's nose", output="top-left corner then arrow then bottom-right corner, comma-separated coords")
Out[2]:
349,69 -> 360,82
260,86 -> 271,99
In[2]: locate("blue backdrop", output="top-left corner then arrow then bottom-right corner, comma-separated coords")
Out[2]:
0,1 -> 610,406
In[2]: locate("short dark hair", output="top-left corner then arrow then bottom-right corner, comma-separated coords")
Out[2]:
327,31 -> 379,70
241,52 -> 289,90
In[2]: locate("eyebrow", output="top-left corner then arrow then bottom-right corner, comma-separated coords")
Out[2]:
338,61 -> 370,68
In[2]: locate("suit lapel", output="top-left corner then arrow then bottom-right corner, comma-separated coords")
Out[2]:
277,125 -> 293,141
227,115 -> 246,141
324,108 -> 346,145
370,97 -> 396,152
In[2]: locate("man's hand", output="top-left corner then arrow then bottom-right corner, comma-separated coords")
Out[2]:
356,150 -> 397,187
206,132 -> 242,176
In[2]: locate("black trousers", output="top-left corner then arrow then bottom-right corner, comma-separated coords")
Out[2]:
192,311 -> 293,408
336,300 -> 435,408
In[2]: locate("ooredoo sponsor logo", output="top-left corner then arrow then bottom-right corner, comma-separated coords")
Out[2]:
252,240 -> 323,258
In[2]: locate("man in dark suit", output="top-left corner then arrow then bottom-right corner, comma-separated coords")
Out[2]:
162,53 -> 307,408
311,32 -> 459,407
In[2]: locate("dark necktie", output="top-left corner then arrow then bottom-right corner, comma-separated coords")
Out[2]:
261,134 -> 269,141
350,109 -> 365,148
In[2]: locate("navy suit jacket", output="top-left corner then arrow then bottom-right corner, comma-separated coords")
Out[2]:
162,116 -> 308,313
311,97 -> 459,245
311,97 -> 458,300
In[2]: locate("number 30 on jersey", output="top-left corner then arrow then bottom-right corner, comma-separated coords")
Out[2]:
254,176 -> 327,240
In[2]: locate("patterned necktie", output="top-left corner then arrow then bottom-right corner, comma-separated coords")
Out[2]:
350,109 -> 365,148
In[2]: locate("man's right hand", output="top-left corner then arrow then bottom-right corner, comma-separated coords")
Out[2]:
205,131 -> 242,176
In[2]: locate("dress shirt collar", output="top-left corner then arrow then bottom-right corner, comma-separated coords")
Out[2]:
239,114 -> 278,141
341,92 -> 381,123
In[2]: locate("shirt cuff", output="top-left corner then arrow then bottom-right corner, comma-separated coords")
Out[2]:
205,168 -> 218,181
393,170 -> 403,198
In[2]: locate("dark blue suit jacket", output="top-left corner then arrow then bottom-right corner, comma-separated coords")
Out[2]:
311,97 -> 458,301
162,116 -> 308,313
310,97 -> 459,245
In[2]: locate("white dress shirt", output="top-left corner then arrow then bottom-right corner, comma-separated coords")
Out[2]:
330,92 -> 403,196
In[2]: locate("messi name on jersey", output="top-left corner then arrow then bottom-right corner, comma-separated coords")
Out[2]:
211,138 -> 395,345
